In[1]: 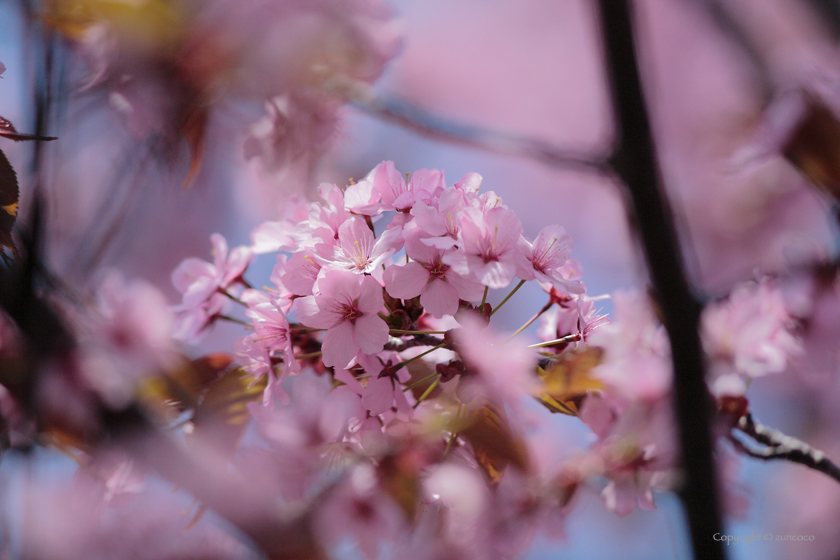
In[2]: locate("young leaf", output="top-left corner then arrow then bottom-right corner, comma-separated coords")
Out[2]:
535,347 -> 603,416
0,148 -> 19,258
457,402 -> 529,485
187,367 -> 267,460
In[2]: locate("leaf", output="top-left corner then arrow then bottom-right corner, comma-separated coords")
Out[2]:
535,347 -> 603,416
138,353 -> 233,423
457,402 -> 528,485
783,97 -> 840,202
187,366 -> 267,461
0,148 -> 19,258
180,105 -> 209,189
0,116 -> 57,142
378,450 -> 422,522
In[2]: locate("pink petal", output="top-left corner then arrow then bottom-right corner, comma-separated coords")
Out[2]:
352,314 -> 389,355
171,258 -> 216,295
454,172 -> 482,193
420,278 -> 459,318
295,296 -> 338,329
280,251 -> 321,296
322,321 -> 358,368
446,272 -> 485,302
318,269 -> 362,303
357,275 -> 386,314
361,376 -> 393,416
383,262 -> 427,300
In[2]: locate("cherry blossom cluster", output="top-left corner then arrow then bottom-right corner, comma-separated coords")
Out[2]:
164,161 -> 804,557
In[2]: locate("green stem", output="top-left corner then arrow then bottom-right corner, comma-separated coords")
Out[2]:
294,351 -> 322,360
403,372 -> 441,392
490,279 -> 526,317
443,403 -> 465,458
218,315 -> 250,327
218,289 -> 247,307
394,342 -> 448,377
479,286 -> 489,308
413,378 -> 441,408
506,300 -> 553,342
528,333 -> 580,348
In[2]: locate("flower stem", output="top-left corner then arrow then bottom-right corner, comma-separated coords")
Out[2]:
480,286 -> 489,308
403,371 -> 441,392
218,289 -> 247,307
218,315 -> 250,327
506,300 -> 553,342
394,342 -> 448,378
413,378 -> 441,408
527,333 -> 580,348
443,403 -> 465,458
489,279 -> 526,317
294,351 -> 322,360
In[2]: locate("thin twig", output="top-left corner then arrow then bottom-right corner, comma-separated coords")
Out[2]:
732,413 -> 840,484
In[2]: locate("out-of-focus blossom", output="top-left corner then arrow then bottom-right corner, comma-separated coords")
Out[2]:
81,271 -> 177,406
171,233 -> 252,342
702,280 -> 801,397
516,224 -> 583,294
587,291 -> 672,403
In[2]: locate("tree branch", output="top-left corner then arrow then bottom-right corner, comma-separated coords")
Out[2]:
331,79 -> 610,174
594,2 -> 725,559
732,413 -> 840,484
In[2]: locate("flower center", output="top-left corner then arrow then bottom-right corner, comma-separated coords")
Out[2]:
341,302 -> 363,324
425,257 -> 449,280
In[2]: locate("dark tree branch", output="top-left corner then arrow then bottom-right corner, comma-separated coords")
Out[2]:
594,2 -> 725,559
732,413 -> 840,484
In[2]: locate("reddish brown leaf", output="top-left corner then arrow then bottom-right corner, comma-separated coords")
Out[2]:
457,402 -> 529,485
784,97 -> 840,201
138,353 -> 233,422
180,106 -> 208,189
0,148 -> 19,258
187,366 -> 267,461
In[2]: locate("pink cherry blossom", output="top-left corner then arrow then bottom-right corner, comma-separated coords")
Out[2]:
369,160 -> 444,213
411,186 -> 469,250
701,280 -> 801,396
516,225 -> 584,294
454,314 -> 539,406
383,230 -> 484,317
443,206 -> 529,289
245,299 -> 299,377
315,216 -> 402,274
279,249 -> 322,296
295,270 -> 389,368
171,233 -> 253,341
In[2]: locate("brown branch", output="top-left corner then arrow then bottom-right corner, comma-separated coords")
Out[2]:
732,413 -> 840,485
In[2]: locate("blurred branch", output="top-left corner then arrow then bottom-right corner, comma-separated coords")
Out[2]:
731,413 -> 840,484
693,0 -> 774,100
594,2 -> 725,560
338,81 -> 610,174
801,0 -> 840,40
